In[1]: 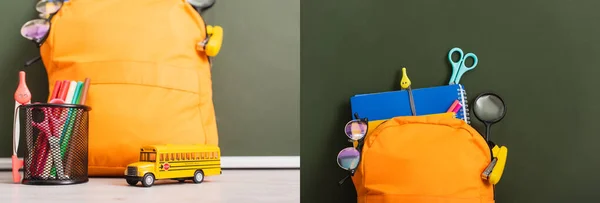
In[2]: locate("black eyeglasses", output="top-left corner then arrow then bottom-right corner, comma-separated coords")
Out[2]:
337,113 -> 368,185
20,0 -> 64,66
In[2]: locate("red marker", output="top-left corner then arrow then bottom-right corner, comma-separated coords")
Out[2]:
452,102 -> 463,113
49,80 -> 62,102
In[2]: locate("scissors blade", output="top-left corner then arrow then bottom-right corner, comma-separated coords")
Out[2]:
48,136 -> 66,179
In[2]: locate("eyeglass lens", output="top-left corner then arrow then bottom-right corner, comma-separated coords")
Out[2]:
344,120 -> 367,141
336,147 -> 360,170
20,0 -> 63,42
21,19 -> 50,42
36,0 -> 63,14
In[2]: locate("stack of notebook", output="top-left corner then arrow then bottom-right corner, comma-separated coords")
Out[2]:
350,84 -> 470,124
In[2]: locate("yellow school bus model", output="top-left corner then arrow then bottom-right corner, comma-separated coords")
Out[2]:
124,144 -> 222,187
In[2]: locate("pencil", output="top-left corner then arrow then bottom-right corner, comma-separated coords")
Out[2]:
62,81 -> 84,177
79,78 -> 91,105
447,100 -> 460,113
61,82 -> 82,152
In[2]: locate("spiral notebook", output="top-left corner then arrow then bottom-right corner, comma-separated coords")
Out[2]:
350,84 -> 470,123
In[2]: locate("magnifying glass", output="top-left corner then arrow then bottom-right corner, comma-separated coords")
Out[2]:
187,0 -> 216,13
472,92 -> 506,142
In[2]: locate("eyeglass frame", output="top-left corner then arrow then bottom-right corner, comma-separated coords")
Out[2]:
23,0 -> 64,67
337,113 -> 369,185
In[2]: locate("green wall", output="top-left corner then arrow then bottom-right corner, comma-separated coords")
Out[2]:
301,0 -> 600,202
209,0 -> 300,156
0,1 -> 49,158
0,0 -> 300,159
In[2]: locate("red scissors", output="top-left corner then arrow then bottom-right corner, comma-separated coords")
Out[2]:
31,106 -> 66,179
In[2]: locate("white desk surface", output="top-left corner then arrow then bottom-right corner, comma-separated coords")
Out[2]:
0,170 -> 299,203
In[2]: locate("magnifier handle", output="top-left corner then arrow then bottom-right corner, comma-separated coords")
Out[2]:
485,123 -> 492,141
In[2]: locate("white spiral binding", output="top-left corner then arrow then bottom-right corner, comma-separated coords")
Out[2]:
457,85 -> 471,124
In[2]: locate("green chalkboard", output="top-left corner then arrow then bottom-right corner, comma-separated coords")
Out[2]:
0,1 -> 50,158
0,0 -> 300,160
209,0 -> 300,156
301,0 -> 600,202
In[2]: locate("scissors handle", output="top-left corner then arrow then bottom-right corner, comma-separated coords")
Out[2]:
452,52 -> 478,84
461,53 -> 478,70
448,47 -> 464,64
448,48 -> 464,84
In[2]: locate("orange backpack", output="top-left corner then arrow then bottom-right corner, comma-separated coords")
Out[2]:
37,0 -> 223,176
351,115 -> 501,203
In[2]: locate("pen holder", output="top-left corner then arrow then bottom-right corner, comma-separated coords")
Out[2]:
20,103 -> 91,185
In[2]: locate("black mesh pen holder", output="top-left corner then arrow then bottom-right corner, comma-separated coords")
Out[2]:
20,103 -> 91,185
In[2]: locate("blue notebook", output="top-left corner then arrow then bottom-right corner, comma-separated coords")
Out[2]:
350,84 -> 470,123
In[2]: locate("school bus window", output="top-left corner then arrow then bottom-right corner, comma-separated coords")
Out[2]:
187,153 -> 191,160
140,152 -> 156,162
159,154 -> 164,162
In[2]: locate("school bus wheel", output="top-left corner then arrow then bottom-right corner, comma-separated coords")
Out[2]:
193,170 -> 205,184
126,178 -> 138,186
142,173 -> 155,187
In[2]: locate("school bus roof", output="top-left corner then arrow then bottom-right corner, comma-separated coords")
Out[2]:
140,144 -> 220,152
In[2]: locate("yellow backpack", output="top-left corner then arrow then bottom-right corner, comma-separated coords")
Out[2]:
35,0 -> 223,176
350,115 -> 507,203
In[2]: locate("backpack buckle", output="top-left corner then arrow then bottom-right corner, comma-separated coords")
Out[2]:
196,25 -> 223,57
481,145 -> 508,185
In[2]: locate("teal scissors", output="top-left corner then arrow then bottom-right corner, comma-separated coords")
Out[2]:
448,47 -> 478,85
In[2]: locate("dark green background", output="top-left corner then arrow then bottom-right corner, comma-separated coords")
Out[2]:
301,0 -> 600,202
0,0 -> 300,160
0,1 -> 50,158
